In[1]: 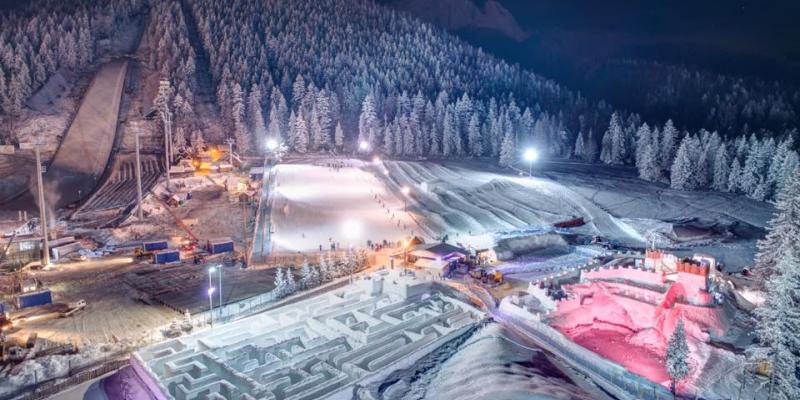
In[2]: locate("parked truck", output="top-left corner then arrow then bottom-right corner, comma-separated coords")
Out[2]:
16,289 -> 53,309
207,238 -> 234,254
153,249 -> 181,264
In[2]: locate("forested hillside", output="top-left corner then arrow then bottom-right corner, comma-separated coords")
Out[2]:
1,0 -> 796,204
0,0 -> 144,140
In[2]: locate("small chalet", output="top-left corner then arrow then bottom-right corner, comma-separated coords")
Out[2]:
408,242 -> 468,274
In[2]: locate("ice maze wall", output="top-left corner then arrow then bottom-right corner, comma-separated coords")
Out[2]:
133,272 -> 478,400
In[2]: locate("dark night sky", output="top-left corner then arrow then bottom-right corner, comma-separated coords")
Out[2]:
475,0 -> 800,81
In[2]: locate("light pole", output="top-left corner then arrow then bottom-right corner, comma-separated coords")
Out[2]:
359,140 -> 369,153
34,141 -> 49,268
523,148 -> 538,177
134,132 -> 144,220
209,265 -> 222,319
401,186 -> 410,212
207,286 -> 215,327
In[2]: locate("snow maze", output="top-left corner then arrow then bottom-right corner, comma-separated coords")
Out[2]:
133,271 -> 480,400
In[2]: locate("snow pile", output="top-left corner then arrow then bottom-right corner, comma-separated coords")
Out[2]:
0,342 -> 129,397
493,233 -> 568,260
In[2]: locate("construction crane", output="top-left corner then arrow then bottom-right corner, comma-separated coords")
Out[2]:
155,196 -> 200,250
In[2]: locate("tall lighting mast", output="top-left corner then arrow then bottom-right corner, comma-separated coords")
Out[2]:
158,79 -> 173,190
34,139 -> 49,267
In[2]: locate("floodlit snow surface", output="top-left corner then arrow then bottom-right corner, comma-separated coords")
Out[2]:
381,161 -> 650,248
271,160 -> 419,251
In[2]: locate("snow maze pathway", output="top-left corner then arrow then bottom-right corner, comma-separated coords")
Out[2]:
133,272 -> 479,400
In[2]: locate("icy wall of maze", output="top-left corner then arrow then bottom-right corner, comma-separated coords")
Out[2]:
133,271 -> 480,400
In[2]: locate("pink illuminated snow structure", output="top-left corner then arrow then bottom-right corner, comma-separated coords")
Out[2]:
547,253 -> 727,393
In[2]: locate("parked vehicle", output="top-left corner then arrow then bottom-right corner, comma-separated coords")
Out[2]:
16,289 -> 52,309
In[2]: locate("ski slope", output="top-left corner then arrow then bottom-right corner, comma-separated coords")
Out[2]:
267,158 -> 771,269
379,160 -> 648,248
270,159 -> 418,252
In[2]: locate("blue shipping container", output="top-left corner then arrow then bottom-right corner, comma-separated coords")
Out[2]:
208,240 -> 234,254
143,240 -> 168,252
154,249 -> 180,264
17,290 -> 53,309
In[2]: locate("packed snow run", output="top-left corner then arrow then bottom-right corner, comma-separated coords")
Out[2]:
270,159 -> 420,252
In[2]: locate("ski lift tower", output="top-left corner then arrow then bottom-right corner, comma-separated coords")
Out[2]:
158,79 -> 173,190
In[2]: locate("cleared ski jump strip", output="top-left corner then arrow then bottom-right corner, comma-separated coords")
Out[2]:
44,60 -> 129,209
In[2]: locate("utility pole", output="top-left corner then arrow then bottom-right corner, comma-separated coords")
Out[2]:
226,137 -> 235,166
34,141 -> 49,267
134,132 -> 144,220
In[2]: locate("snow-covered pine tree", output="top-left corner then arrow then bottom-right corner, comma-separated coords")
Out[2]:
600,128 -> 613,164
728,158 -> 743,192
402,115 -> 415,156
383,122 -> 395,156
310,265 -> 321,287
635,123 -> 660,181
358,94 -> 378,149
573,131 -> 585,160
666,319 -> 690,395
766,137 -> 797,197
173,127 -> 186,157
299,260 -> 313,289
753,167 -> 800,280
696,144 -> 712,189
271,87 -> 289,138
273,268 -> 287,298
428,124 -> 440,157
608,112 -> 627,165
661,119 -> 679,174
499,128 -> 516,168
314,90 -> 333,150
190,130 -> 205,154
670,135 -> 696,190
442,108 -> 457,157
284,267 -> 297,295
294,111 -> 309,153
232,83 -> 251,154
585,129 -> 598,162
334,122 -> 344,151
291,75 -> 306,109
712,143 -> 730,192
756,254 -> 800,400
467,112 -> 482,156
319,253 -> 333,282
247,85 -> 267,148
